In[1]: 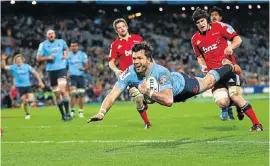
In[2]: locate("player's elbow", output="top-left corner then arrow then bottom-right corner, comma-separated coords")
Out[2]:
235,36 -> 242,45
238,38 -> 242,45
164,98 -> 174,107
36,56 -> 41,62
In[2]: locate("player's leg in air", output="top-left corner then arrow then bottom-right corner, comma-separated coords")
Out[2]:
19,87 -> 34,119
174,60 -> 241,103
129,86 -> 151,129
197,59 -> 241,94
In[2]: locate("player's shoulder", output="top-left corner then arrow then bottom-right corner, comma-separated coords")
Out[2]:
22,63 -> 31,69
131,34 -> 142,40
24,63 -> 31,67
153,63 -> 169,72
56,38 -> 66,44
79,50 -> 86,55
213,21 -> 229,28
40,40 -> 48,46
79,51 -> 87,57
191,32 -> 200,44
111,38 -> 121,46
9,64 -> 15,69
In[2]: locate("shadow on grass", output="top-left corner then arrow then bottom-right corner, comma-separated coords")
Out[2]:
104,135 -> 235,152
201,125 -> 239,131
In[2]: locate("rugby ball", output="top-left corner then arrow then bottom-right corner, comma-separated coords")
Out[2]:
144,76 -> 159,104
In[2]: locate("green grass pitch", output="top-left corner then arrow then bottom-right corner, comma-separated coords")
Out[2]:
1,96 -> 269,166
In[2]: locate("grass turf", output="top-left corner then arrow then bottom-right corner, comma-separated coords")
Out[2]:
1,96 -> 269,166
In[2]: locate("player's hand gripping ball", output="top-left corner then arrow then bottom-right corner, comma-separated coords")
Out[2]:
143,76 -> 159,104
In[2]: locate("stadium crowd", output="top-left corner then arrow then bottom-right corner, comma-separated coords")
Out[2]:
1,4 -> 269,108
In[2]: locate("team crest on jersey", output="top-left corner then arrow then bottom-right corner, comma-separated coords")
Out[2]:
159,74 -> 168,85
119,69 -> 131,80
197,40 -> 201,45
226,26 -> 235,34
118,45 -> 122,49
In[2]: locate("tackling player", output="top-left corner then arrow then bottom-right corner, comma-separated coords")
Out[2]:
37,29 -> 71,121
109,18 -> 151,129
2,54 -> 44,119
191,8 -> 262,131
85,42 -> 260,132
67,41 -> 89,118
209,6 -> 235,120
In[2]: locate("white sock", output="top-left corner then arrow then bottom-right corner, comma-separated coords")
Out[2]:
79,109 -> 83,113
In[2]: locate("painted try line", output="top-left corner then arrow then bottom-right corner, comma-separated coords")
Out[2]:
1,140 -> 268,144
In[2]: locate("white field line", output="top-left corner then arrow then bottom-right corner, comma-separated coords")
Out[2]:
1,140 -> 268,144
3,125 -> 118,129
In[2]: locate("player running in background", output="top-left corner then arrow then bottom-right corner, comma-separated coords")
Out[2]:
67,41 -> 89,118
2,54 -> 44,119
85,42 -> 254,130
191,8 -> 263,131
37,29 -> 71,121
109,18 -> 151,129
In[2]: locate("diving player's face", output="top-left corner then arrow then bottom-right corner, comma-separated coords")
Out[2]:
210,11 -> 222,22
116,22 -> 128,37
196,18 -> 208,33
47,32 -> 56,41
15,57 -> 23,66
132,51 -> 150,74
71,43 -> 79,53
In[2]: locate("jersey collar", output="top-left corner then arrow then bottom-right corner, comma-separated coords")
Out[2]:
119,35 -> 131,41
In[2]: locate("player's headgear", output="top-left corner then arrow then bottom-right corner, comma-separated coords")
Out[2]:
132,41 -> 153,62
46,29 -> 55,37
192,7 -> 209,23
13,54 -> 25,64
209,6 -> 223,17
113,18 -> 128,31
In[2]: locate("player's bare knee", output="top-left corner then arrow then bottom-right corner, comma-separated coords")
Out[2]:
135,96 -> 144,107
213,90 -> 229,108
216,98 -> 230,108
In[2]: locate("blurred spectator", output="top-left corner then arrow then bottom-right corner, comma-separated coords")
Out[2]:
1,4 -> 268,104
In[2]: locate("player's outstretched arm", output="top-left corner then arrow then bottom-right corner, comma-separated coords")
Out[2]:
86,85 -> 123,123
